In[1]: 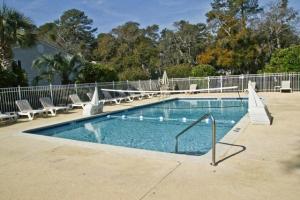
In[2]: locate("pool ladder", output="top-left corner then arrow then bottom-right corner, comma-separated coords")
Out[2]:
175,113 -> 217,166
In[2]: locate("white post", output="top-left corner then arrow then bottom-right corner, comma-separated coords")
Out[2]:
127,80 -> 129,90
220,75 -> 223,93
172,78 -> 174,90
74,83 -> 78,94
241,75 -> 244,92
18,85 -> 21,100
149,79 -> 152,90
207,77 -> 210,93
263,73 -> 266,92
139,80 -> 141,90
49,83 -> 53,101
112,81 -> 115,97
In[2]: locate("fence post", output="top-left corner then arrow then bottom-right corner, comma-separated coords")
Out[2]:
139,80 -> 141,90
149,79 -> 152,90
188,77 -> 191,86
112,80 -> 115,97
74,83 -> 78,94
49,83 -> 53,101
172,78 -> 174,90
241,75 -> 244,92
127,80 -> 129,90
18,85 -> 21,100
263,73 -> 266,92
207,77 -> 210,93
220,75 -> 223,93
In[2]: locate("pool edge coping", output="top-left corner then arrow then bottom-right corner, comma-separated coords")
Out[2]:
20,97 -> 249,164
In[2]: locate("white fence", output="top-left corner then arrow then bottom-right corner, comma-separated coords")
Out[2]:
0,72 -> 299,112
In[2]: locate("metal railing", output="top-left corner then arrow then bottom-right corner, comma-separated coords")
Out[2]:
0,72 -> 299,112
175,113 -> 217,166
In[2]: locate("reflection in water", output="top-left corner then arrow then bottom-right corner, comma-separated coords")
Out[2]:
84,123 -> 102,143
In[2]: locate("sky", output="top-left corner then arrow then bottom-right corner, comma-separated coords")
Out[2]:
5,0 -> 300,34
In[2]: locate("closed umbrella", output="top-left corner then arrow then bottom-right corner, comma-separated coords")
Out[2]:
91,86 -> 99,105
162,70 -> 169,85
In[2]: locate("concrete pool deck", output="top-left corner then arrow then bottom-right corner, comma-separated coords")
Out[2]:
0,92 -> 299,200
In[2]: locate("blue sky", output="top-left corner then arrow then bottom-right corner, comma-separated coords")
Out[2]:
6,0 -> 300,33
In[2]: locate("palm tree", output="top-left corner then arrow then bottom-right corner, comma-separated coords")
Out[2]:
33,52 -> 84,85
0,4 -> 36,70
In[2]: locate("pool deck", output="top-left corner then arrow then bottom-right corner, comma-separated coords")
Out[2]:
0,92 -> 299,200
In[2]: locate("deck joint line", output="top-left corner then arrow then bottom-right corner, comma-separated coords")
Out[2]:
138,161 -> 182,200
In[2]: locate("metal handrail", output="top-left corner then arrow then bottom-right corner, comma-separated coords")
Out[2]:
175,113 -> 217,166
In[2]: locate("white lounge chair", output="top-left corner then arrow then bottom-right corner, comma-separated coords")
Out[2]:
118,91 -> 134,102
15,100 -> 46,120
279,81 -> 292,93
189,84 -> 197,94
39,97 -> 69,116
138,88 -> 154,98
0,112 -> 17,123
69,94 -> 90,108
101,90 -> 125,104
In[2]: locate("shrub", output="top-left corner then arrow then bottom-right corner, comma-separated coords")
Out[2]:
118,67 -> 150,81
0,62 -> 27,88
263,45 -> 300,73
165,64 -> 192,78
191,64 -> 217,77
77,62 -> 118,83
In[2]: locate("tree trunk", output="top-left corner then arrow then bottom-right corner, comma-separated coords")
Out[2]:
276,36 -> 281,49
0,46 -> 12,70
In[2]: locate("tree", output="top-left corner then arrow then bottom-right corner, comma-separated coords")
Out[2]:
37,22 -> 58,43
198,0 -> 263,73
40,9 -> 97,59
256,0 -> 299,55
0,4 -> 36,70
33,53 -> 84,85
262,45 -> 300,73
159,21 -> 208,67
93,22 -> 160,79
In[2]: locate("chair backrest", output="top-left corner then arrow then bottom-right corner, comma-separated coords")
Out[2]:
102,90 -> 113,99
190,84 -> 197,91
16,100 -> 33,112
281,81 -> 291,89
118,91 -> 127,97
39,97 -> 54,108
86,92 -> 93,100
69,94 -> 83,104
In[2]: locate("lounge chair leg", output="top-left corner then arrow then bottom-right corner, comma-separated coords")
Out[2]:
50,109 -> 56,116
28,113 -> 33,120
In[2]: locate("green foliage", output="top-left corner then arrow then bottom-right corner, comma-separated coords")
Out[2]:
93,22 -> 160,78
0,4 -> 36,69
191,64 -> 217,77
118,68 -> 150,81
37,9 -> 97,59
33,53 -> 84,85
0,63 -> 27,88
159,21 -> 208,66
77,62 -> 118,83
262,45 -> 300,73
165,65 -> 192,78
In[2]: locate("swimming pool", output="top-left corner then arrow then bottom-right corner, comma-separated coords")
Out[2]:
25,98 -> 248,156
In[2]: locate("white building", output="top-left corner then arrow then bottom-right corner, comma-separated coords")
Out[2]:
13,41 -> 63,86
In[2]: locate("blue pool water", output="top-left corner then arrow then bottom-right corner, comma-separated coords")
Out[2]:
26,98 -> 248,155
